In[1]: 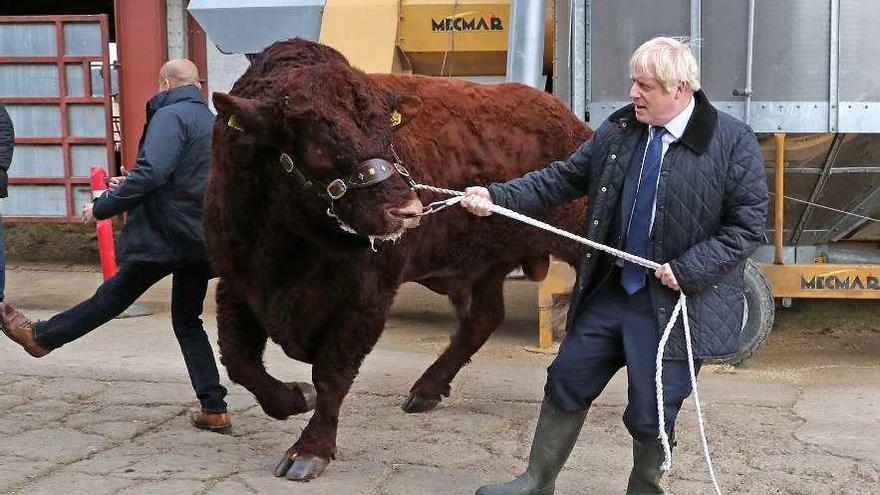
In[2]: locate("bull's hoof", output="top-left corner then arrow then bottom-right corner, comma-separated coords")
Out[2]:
287,381 -> 317,411
401,393 -> 441,413
274,453 -> 330,481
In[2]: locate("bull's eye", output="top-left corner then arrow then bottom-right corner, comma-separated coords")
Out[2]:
305,143 -> 335,171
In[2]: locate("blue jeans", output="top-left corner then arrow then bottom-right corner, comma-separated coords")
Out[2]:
545,270 -> 700,440
32,261 -> 228,413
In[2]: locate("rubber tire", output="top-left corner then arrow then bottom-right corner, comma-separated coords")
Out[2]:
722,259 -> 775,365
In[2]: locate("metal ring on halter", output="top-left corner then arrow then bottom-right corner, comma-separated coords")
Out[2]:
393,162 -> 417,188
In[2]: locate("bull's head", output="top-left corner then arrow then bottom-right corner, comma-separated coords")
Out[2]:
213,63 -> 424,243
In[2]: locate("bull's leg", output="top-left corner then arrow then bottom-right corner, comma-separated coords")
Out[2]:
216,279 -> 316,419
273,314 -> 386,481
403,265 -> 508,413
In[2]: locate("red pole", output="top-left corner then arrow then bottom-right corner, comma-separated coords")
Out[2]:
90,166 -> 118,280
114,0 -> 167,172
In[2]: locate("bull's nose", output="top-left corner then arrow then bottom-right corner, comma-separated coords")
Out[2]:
389,198 -> 424,229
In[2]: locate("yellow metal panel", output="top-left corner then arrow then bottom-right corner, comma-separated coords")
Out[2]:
399,0 -> 510,76
319,0 -> 400,74
533,257 -> 575,353
399,0 -> 510,53
759,263 -> 880,299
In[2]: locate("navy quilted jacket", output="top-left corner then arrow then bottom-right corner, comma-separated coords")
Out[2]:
488,91 -> 768,360
93,85 -> 214,263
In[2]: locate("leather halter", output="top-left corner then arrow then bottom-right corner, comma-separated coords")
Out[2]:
278,144 -> 415,202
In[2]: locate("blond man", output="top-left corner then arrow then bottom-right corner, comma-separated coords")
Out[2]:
462,37 -> 768,494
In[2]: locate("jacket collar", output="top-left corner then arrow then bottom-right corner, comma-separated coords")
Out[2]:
146,84 -> 205,120
607,89 -> 717,154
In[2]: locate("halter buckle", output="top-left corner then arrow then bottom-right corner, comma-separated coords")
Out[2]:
280,153 -> 295,173
327,179 -> 347,200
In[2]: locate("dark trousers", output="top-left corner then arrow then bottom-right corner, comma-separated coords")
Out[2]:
32,261 -> 228,413
545,273 -> 700,440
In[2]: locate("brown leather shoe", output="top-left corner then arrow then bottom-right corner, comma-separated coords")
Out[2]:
0,303 -> 50,358
190,410 -> 232,434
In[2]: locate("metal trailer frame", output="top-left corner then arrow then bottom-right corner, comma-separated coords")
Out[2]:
0,14 -> 115,223
576,0 -> 880,134
535,0 -> 880,357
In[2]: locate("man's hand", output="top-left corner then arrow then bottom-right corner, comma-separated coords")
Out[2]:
459,186 -> 494,217
654,263 -> 680,291
81,202 -> 96,224
107,166 -> 128,189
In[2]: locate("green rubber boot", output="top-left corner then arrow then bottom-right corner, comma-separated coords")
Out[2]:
475,399 -> 587,495
626,438 -> 666,494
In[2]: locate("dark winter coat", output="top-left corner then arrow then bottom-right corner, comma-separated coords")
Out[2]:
0,104 -> 14,198
93,85 -> 215,263
488,90 -> 769,360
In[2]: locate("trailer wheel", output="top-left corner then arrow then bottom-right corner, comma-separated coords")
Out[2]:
723,259 -> 775,365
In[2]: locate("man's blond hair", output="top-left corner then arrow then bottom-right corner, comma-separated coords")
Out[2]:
629,37 -> 701,93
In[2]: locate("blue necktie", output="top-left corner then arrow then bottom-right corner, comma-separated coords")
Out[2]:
621,126 -> 667,295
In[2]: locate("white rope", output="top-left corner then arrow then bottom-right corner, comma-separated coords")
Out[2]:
654,295 -> 680,471
415,183 -> 722,494
414,185 -> 661,270
682,296 -> 722,494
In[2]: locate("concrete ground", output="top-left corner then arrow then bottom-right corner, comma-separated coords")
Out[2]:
0,263 -> 878,495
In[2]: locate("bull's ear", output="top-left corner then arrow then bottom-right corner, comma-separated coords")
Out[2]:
391,94 -> 422,129
213,92 -> 276,134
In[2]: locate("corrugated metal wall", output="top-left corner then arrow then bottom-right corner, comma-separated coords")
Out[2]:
577,0 -> 880,134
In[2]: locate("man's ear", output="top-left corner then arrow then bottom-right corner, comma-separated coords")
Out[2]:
390,94 -> 422,129
213,92 -> 276,134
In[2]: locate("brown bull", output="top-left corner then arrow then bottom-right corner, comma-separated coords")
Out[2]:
206,39 -> 592,480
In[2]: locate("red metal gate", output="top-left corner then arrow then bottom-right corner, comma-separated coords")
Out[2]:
0,14 -> 114,223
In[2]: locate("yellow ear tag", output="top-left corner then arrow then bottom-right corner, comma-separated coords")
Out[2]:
227,115 -> 245,132
390,110 -> 402,127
